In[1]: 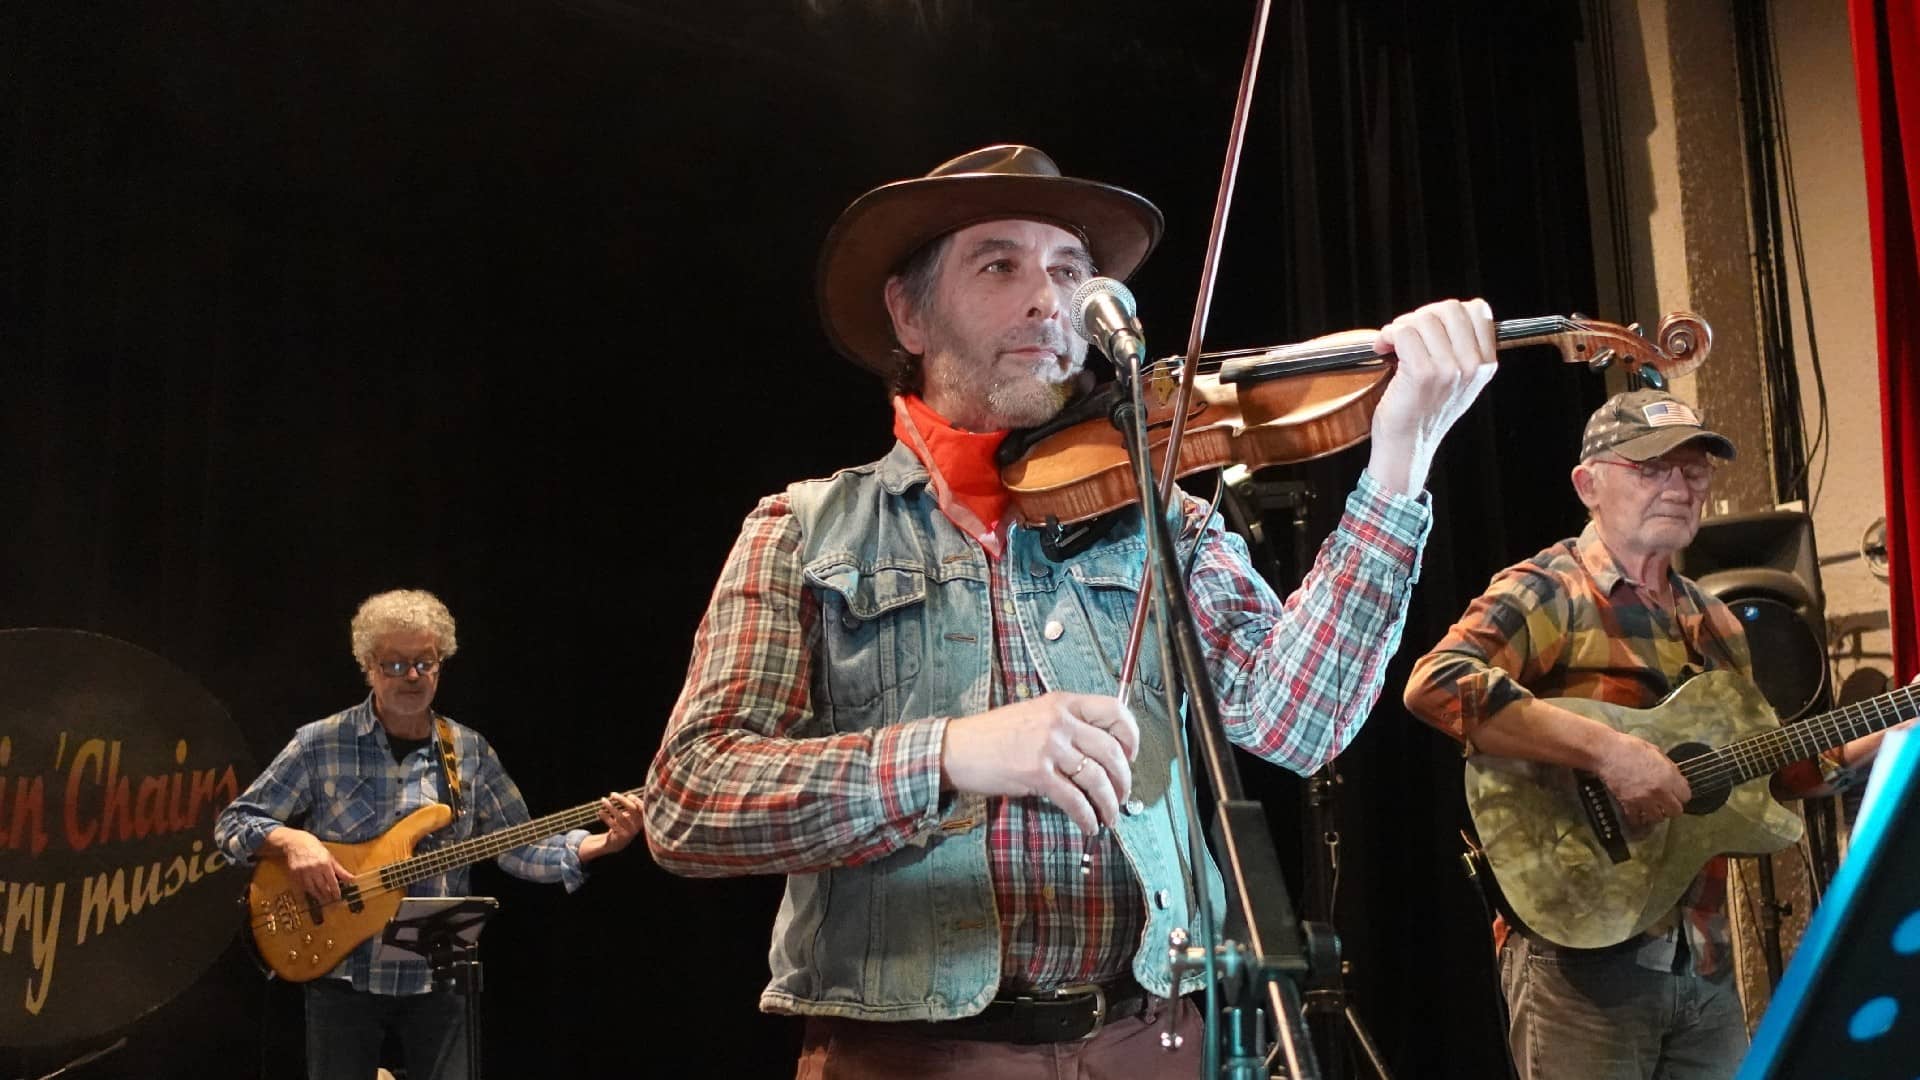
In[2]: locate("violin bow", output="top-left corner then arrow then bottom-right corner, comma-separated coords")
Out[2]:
1117,0 -> 1276,692
1112,11 -> 1325,1077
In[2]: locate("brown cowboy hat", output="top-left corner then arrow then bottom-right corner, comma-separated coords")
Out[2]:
816,144 -> 1164,378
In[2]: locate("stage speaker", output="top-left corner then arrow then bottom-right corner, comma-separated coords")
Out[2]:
1675,510 -> 1828,721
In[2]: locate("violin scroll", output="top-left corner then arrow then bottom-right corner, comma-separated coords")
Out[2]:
1549,312 -> 1711,384
1648,312 -> 1711,381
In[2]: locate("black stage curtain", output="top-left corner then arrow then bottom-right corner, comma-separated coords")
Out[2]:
3,2 -> 1602,1076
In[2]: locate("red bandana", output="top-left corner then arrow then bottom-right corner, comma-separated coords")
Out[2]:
891,395 -> 1010,557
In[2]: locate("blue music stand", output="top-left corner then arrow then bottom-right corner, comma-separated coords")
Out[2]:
1738,731 -> 1920,1077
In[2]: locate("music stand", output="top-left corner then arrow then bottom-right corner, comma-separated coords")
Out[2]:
379,897 -> 499,1080
1737,730 -> 1920,1078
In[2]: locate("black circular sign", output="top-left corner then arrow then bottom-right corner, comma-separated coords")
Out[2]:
0,629 -> 255,1047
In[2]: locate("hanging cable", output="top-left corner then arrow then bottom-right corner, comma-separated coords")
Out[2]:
1763,5 -> 1832,509
1731,0 -> 1822,508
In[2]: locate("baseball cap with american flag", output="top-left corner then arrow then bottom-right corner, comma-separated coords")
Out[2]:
1579,389 -> 1738,462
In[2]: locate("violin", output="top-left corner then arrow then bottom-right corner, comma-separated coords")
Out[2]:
998,311 -> 1711,527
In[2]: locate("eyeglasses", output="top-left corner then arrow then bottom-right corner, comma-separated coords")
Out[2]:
373,658 -> 442,677
1590,457 -> 1715,490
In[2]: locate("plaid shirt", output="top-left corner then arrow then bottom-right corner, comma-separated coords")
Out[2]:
646,461 -> 1430,991
214,698 -> 588,994
1404,520 -> 1796,975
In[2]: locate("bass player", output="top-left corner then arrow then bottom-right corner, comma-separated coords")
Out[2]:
213,588 -> 642,1080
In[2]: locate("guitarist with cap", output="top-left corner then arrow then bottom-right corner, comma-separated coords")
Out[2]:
1403,389 -> 1903,1080
214,588 -> 644,1080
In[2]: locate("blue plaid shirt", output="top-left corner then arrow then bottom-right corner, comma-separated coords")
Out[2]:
214,697 -> 588,994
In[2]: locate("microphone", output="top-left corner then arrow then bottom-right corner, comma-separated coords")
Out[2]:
1069,277 -> 1148,374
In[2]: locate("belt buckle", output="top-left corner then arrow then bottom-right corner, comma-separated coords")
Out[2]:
1052,982 -> 1108,1040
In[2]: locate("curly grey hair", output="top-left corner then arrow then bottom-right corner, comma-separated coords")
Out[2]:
350,589 -> 458,667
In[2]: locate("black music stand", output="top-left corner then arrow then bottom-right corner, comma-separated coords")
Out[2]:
1737,731 -> 1919,1078
379,897 -> 498,1080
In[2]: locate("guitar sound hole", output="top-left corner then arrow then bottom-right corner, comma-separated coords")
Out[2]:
1668,741 -> 1730,815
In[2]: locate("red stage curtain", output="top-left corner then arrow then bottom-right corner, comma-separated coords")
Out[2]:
1850,0 -> 1920,681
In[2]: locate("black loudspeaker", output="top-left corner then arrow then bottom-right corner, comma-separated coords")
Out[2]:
1675,510 -> 1829,722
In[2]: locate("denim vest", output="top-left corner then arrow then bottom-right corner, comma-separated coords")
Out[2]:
763,441 -> 1227,1021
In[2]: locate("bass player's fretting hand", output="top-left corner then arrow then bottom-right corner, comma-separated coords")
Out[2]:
261,825 -> 355,903
580,791 -> 644,862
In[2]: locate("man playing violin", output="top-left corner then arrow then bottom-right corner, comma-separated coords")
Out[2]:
644,144 -> 1498,1077
1403,390 -> 1902,1080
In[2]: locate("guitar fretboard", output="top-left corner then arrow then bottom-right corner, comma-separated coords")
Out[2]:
1676,685 -> 1919,794
374,786 -> 645,891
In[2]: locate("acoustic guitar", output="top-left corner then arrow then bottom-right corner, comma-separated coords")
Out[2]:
246,790 -> 638,981
1464,670 -> 1917,949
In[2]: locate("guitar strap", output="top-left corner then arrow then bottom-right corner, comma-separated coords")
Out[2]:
432,714 -> 466,820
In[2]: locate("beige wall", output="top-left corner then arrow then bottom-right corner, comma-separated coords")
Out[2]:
1771,0 -> 1893,693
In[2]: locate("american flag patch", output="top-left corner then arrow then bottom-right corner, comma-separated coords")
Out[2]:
1641,401 -> 1700,427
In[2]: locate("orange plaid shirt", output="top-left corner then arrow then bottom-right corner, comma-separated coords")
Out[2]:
1404,521 -> 1828,975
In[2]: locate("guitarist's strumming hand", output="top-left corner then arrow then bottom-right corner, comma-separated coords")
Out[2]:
1595,732 -> 1691,829
1470,697 -> 1693,831
261,825 -> 356,903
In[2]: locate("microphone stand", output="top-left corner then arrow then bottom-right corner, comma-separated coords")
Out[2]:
1107,352 -> 1323,1080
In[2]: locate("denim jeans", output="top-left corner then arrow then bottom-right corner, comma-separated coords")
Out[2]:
1499,935 -> 1748,1080
304,980 -> 469,1080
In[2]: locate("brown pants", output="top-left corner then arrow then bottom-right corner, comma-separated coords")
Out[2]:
795,997 -> 1204,1080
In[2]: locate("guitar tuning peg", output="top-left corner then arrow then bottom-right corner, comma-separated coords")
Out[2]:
1586,348 -> 1616,372
1571,311 -> 1587,320
1629,322 -> 1643,336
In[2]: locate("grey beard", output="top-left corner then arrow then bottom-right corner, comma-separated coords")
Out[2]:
925,347 -> 1078,429
984,375 -> 1074,428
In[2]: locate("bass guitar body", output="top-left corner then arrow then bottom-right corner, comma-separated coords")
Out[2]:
246,803 -> 454,981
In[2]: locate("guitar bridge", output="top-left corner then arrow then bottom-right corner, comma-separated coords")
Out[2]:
1574,770 -> 1632,864
263,891 -> 306,935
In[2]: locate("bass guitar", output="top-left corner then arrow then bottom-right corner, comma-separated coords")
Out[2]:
245,790 -> 639,981
1465,670 -> 1917,949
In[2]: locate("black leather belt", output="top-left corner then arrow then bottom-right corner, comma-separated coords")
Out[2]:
891,982 -> 1154,1044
